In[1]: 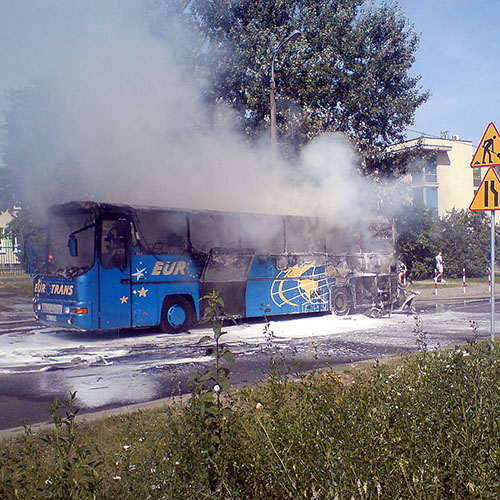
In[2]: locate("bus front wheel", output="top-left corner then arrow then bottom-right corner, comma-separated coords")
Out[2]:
331,288 -> 352,316
161,296 -> 194,333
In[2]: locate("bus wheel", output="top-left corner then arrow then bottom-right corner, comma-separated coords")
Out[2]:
331,288 -> 352,316
161,296 -> 194,333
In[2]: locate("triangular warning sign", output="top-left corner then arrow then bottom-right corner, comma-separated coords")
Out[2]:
470,167 -> 500,211
471,122 -> 500,168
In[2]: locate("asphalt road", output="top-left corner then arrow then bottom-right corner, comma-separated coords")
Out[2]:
0,285 -> 498,435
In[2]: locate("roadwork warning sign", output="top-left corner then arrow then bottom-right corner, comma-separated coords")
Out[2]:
471,122 -> 500,168
470,167 -> 500,211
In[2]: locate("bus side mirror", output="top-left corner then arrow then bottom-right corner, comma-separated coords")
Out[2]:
68,235 -> 78,257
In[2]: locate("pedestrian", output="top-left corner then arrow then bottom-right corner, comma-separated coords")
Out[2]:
397,260 -> 407,287
434,251 -> 445,283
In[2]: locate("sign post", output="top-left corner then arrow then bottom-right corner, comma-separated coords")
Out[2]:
470,122 -> 500,350
491,211 -> 495,349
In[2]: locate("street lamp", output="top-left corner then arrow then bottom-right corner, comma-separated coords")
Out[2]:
270,30 -> 302,163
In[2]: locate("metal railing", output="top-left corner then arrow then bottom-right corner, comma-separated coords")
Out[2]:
0,240 -> 23,276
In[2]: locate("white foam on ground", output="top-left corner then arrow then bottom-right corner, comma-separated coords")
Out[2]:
0,310 -> 490,408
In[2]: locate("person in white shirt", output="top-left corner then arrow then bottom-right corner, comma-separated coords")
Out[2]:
434,251 -> 444,283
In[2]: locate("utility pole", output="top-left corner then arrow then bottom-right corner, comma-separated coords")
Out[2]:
270,30 -> 301,164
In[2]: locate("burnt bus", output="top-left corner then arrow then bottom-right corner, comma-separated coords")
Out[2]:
33,201 -> 399,332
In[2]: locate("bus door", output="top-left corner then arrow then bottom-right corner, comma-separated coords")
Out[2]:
200,248 -> 254,317
98,217 -> 132,329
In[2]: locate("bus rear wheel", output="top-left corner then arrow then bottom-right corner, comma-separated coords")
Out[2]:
161,296 -> 194,333
331,287 -> 352,316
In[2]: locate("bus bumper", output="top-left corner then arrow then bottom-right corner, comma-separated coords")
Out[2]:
33,299 -> 93,330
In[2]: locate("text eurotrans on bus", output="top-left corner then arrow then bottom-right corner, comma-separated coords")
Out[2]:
33,201 -> 398,333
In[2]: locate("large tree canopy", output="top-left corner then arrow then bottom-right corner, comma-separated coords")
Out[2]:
157,0 -> 429,175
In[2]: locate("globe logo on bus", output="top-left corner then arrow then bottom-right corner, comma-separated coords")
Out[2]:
270,263 -> 331,307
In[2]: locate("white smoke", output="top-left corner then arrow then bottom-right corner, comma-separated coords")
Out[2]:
0,0 -> 379,223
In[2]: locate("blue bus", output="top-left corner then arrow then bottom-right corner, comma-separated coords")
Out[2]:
33,201 -> 398,332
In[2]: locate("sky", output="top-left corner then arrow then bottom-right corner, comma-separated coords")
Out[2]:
395,0 -> 500,148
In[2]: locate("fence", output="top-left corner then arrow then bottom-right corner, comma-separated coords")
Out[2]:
0,240 -> 24,276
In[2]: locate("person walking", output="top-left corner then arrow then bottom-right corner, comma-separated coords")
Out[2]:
434,251 -> 445,283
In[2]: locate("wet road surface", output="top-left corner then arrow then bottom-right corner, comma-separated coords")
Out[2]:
0,293 -> 496,431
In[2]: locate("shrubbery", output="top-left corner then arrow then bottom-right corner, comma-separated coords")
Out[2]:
397,206 -> 499,280
2,322 -> 500,499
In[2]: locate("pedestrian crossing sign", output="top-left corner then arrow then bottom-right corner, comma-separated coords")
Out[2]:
471,122 -> 500,168
470,167 -> 500,211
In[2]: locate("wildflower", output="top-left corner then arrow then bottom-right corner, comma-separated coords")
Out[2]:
129,464 -> 137,471
213,384 -> 221,393
255,402 -> 263,410
462,351 -> 470,357
113,476 -> 122,480
45,479 -> 52,485
175,461 -> 181,466
123,444 -> 131,451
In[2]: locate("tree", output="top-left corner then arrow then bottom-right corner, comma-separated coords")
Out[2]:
4,209 -> 47,273
1,85 -> 85,214
396,204 -> 439,280
397,207 -> 495,280
439,209 -> 491,278
0,85 -> 84,266
160,0 -> 428,174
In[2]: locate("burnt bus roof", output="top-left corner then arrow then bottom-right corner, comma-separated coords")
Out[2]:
48,201 -> 392,224
49,201 -> 136,217
48,201 -> 320,220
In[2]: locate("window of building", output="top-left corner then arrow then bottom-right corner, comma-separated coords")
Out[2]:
411,154 -> 437,184
423,162 -> 437,183
425,187 -> 439,216
412,186 -> 438,216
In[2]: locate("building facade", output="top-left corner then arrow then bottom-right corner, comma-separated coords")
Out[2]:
392,134 -> 474,217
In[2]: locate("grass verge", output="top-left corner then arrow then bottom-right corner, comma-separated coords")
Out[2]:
0,275 -> 33,298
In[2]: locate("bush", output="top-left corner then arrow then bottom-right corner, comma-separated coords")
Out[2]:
397,206 -> 496,279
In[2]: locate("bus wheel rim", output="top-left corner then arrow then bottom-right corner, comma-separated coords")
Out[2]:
167,304 -> 186,328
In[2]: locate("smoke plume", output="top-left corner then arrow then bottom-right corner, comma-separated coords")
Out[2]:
0,0 -> 379,225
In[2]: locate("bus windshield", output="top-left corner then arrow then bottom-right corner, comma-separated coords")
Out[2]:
45,211 -> 96,275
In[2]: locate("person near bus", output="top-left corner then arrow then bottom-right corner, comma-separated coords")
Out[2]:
397,260 -> 407,287
434,251 -> 445,283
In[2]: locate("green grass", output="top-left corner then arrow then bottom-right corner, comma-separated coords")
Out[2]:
2,334 -> 500,499
0,276 -> 33,298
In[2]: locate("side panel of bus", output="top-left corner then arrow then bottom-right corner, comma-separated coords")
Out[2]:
246,256 -> 333,318
129,254 -> 202,327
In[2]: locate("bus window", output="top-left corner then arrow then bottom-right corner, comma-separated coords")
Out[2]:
285,216 -> 325,253
239,213 -> 285,253
189,212 -> 240,252
134,210 -> 187,254
47,211 -> 95,273
101,220 -> 127,269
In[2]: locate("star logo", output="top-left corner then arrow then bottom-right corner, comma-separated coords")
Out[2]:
120,296 -> 128,304
132,267 -> 147,280
137,287 -> 148,298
